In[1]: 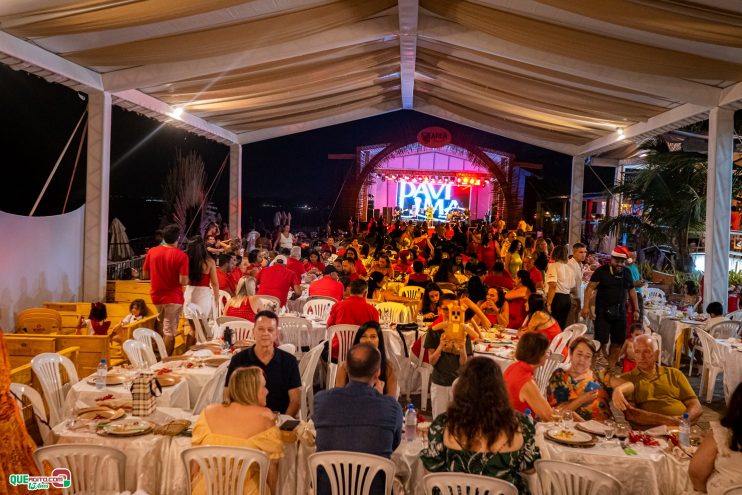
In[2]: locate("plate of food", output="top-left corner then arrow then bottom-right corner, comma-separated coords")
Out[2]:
156,374 -> 182,387
97,419 -> 153,437
545,428 -> 595,446
76,407 -> 126,421
86,373 -> 126,386
204,356 -> 231,367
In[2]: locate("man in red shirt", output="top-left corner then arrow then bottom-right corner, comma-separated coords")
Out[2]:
326,279 -> 379,327
309,265 -> 344,302
341,258 -> 359,282
216,254 -> 236,295
142,224 -> 189,355
256,257 -> 302,307
483,261 -> 514,290
523,255 -> 544,292
286,246 -> 306,278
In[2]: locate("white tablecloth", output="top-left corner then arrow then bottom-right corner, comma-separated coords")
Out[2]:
152,361 -> 219,409
717,339 -> 742,403
535,423 -> 693,495
51,407 -> 193,495
65,376 -> 190,416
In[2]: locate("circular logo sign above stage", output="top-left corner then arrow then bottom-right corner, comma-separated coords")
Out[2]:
417,127 -> 452,148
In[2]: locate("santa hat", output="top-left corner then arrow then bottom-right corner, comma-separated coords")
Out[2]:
611,246 -> 630,259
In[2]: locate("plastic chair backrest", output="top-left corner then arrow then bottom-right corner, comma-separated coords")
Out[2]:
133,327 -> 168,359
278,343 -> 296,354
33,444 -> 126,494
226,321 -> 255,342
643,288 -> 666,303
564,323 -> 587,340
10,382 -> 50,443
708,321 -> 742,339
376,302 -> 410,324
382,331 -> 404,399
257,295 -> 281,312
216,316 -> 249,326
185,302 -> 210,343
122,339 -> 157,369
298,340 -> 326,421
536,459 -> 622,495
535,353 -> 565,395
304,298 -> 335,320
727,310 -> 742,322
696,329 -> 724,368
309,451 -> 395,495
399,286 -> 424,299
217,290 -> 232,317
279,316 -> 311,358
181,446 -> 269,495
423,472 -> 518,495
549,329 -> 573,355
192,361 -> 230,415
30,352 -> 79,427
328,325 -> 360,365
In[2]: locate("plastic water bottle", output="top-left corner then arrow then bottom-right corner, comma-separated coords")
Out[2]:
416,312 -> 425,329
404,403 -> 417,441
95,358 -> 107,390
679,413 -> 690,447
524,408 -> 535,425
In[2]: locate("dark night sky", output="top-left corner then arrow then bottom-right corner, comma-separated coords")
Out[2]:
1,63 -> 613,239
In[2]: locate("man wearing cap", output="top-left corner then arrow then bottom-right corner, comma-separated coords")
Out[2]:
581,246 -> 639,370
309,265 -> 345,302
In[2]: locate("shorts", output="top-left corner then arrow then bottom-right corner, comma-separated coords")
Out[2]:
594,308 -> 627,347
156,303 -> 183,337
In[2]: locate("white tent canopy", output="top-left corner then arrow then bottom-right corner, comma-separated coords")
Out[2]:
1,0 -> 739,308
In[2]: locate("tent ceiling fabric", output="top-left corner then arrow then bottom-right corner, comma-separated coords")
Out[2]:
2,0 -> 742,155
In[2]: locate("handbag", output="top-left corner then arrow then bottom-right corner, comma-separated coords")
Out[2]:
131,370 -> 162,417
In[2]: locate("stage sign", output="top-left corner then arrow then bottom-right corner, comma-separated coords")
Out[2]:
417,126 -> 451,148
397,181 -> 470,221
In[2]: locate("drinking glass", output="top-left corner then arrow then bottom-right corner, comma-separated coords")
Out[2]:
551,409 -> 563,428
563,410 -> 574,430
616,423 -> 630,440
604,419 -> 616,444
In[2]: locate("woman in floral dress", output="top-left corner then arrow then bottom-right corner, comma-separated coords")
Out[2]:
420,357 -> 540,494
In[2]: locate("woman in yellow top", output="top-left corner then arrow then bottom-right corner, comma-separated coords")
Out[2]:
504,239 -> 524,278
191,367 -> 292,495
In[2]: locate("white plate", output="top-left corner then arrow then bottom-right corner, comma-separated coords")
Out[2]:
577,420 -> 609,436
547,428 -> 593,444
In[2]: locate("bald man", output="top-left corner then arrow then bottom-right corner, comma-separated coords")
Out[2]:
612,334 -> 702,428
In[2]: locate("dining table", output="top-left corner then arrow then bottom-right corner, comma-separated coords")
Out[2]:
645,305 -> 704,367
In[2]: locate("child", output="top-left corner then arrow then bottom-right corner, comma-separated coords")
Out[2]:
620,323 -> 644,372
108,299 -> 148,344
76,302 -> 110,336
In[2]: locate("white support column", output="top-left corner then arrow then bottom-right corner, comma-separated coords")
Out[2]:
568,155 -> 585,247
229,143 -> 243,239
82,91 -> 112,301
606,165 -> 624,249
704,107 -> 735,313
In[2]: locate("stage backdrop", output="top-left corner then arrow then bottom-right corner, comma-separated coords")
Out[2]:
0,206 -> 84,331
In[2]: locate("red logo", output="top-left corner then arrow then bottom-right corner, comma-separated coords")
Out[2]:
417,127 -> 452,148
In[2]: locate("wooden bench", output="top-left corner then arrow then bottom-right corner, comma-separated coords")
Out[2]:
106,280 -> 153,304
6,334 -> 108,379
43,301 -> 159,335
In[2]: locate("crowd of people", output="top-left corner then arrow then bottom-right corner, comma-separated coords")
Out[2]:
17,215 -> 735,494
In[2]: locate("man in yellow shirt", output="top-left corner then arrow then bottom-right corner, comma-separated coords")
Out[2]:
612,334 -> 702,427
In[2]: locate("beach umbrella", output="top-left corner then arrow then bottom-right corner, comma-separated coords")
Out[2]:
108,217 -> 134,261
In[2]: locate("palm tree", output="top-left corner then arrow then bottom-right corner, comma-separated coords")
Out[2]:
597,139 -> 708,271
161,150 -> 207,241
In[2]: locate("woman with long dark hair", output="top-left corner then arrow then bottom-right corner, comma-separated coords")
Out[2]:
689,383 -> 742,494
184,235 -> 219,323
505,270 -> 535,329
421,357 -> 540,494
419,283 -> 442,322
504,239 -> 524,278
519,294 -> 561,343
479,287 -> 509,327
334,321 -> 398,397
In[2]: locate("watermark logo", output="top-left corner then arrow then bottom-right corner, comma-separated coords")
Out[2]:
9,468 -> 71,490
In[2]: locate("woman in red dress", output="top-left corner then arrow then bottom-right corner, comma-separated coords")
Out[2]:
505,270 -> 535,329
518,294 -> 561,344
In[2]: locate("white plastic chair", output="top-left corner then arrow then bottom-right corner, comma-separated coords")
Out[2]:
181,446 -> 269,495
536,459 -> 622,495
376,302 -> 411,324
535,353 -> 565,395
423,472 -> 518,495
564,323 -> 587,340
327,324 -> 360,388
278,343 -> 296,354
216,315 -> 249,326
122,339 -> 157,369
33,444 -> 126,495
708,321 -> 742,339
279,316 -> 312,358
548,329 -> 573,356
696,329 -> 725,402
299,340 -> 326,421
727,310 -> 742,322
185,303 -> 211,343
309,451 -> 395,495
382,331 -> 406,399
192,361 -> 230,415
226,321 -> 255,342
257,295 -> 281,312
217,290 -> 232,317
643,288 -> 667,305
721,485 -> 742,495
133,327 -> 168,359
30,352 -> 79,427
10,383 -> 50,443
304,298 -> 335,320
399,286 -> 424,299
409,334 -> 433,411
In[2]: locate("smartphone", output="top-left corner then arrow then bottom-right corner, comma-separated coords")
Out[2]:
279,419 -> 301,431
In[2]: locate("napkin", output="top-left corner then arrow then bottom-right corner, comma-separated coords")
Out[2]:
644,425 -> 668,436
581,420 -> 607,433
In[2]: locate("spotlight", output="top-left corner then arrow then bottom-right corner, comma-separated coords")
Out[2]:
171,106 -> 184,118
617,127 -> 624,138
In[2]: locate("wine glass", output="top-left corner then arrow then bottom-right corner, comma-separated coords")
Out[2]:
604,419 -> 616,444
562,410 -> 574,430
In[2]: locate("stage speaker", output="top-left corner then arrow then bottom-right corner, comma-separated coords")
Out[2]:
382,207 -> 394,223
373,209 -> 381,220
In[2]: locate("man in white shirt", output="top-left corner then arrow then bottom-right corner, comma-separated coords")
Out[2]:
245,227 -> 260,252
566,242 -> 587,326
